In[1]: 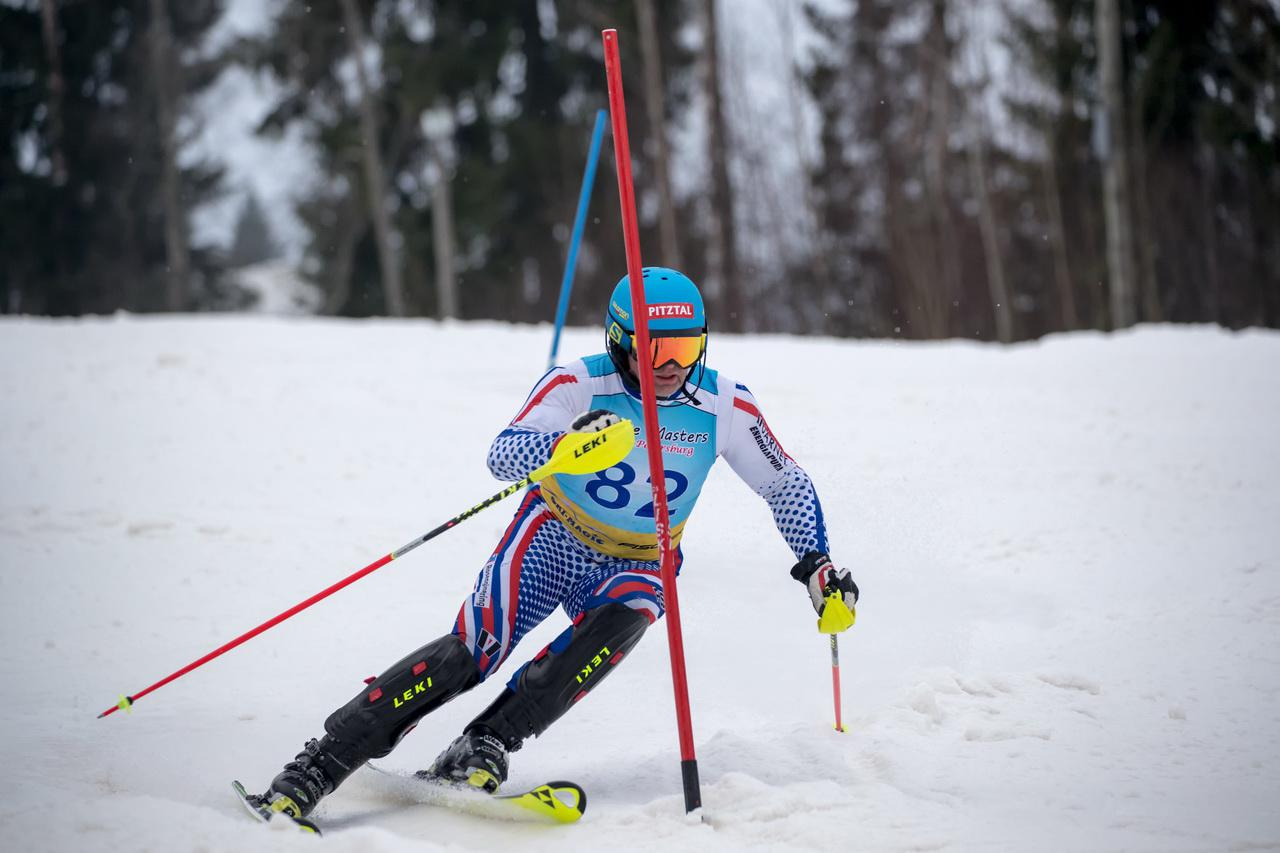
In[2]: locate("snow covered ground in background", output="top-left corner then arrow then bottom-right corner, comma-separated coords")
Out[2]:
1,317 -> 1277,852
232,261 -> 325,315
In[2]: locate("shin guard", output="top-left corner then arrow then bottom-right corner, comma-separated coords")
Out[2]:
323,634 -> 481,770
468,603 -> 649,749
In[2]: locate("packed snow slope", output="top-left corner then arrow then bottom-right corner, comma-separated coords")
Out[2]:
1,317 -> 1277,853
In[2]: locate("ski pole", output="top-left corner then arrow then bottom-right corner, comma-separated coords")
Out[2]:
817,591 -> 855,732
830,633 -> 846,732
97,419 -> 636,719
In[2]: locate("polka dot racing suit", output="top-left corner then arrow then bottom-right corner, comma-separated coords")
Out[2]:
258,352 -> 836,815
454,352 -> 831,694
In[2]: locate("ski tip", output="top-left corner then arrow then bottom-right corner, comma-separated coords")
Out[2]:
232,780 -> 322,836
232,780 -> 269,824
518,781 -> 587,824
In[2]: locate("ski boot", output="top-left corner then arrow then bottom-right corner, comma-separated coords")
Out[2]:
422,728 -> 510,793
260,736 -> 356,819
233,779 -> 322,834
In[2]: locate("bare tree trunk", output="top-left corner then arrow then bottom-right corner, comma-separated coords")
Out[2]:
1094,0 -> 1136,329
147,0 -> 191,311
635,0 -> 681,267
1079,179 -> 1107,329
923,0 -> 960,338
778,0 -> 833,302
38,0 -> 66,316
701,0 -> 742,331
1040,1 -> 1079,332
1200,144 -> 1221,323
430,145 -> 458,320
339,0 -> 406,317
420,106 -> 458,319
39,0 -> 67,186
957,7 -> 1012,342
966,109 -> 1013,342
1041,140 -> 1079,329
322,184 -> 365,315
1129,111 -> 1161,321
888,202 -> 934,339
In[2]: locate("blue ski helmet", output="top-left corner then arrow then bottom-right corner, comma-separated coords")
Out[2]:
604,267 -> 708,399
606,267 -> 707,337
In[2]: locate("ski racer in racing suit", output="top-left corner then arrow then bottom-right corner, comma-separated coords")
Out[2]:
251,267 -> 859,821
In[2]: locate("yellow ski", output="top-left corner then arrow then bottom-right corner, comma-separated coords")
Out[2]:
365,766 -> 587,824
501,781 -> 587,824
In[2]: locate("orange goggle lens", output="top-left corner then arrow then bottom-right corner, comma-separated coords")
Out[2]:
644,333 -> 705,369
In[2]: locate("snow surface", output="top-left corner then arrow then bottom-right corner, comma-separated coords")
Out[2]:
1,317 -> 1278,852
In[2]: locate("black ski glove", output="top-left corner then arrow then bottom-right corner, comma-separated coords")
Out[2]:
571,409 -> 621,433
791,551 -> 859,617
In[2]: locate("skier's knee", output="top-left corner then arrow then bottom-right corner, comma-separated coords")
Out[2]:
324,634 -> 481,760
583,574 -> 664,621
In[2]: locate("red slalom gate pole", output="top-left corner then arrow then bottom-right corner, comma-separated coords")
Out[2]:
601,27 -> 702,814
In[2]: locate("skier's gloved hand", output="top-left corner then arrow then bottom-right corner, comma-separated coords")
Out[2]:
791,551 -> 859,617
570,409 -> 621,433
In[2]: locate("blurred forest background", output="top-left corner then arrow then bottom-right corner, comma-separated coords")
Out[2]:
2,0 -> 1277,341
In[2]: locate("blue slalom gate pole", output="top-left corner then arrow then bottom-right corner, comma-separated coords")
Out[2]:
548,108 -> 608,369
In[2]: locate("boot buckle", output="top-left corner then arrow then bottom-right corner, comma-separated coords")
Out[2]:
466,768 -> 500,793
268,793 -> 304,819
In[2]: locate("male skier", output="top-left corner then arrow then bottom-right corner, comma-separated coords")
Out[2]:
248,267 -> 859,821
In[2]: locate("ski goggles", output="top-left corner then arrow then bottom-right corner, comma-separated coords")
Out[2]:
608,319 -> 706,368
634,330 -> 706,369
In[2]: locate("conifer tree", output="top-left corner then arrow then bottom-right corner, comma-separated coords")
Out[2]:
0,0 -> 228,315
229,191 -> 281,268
243,1 -> 696,320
